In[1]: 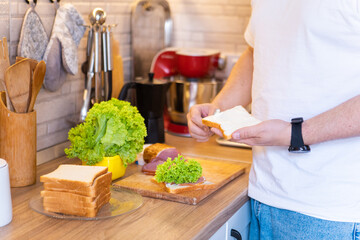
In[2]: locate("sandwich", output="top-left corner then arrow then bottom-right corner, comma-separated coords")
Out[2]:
142,143 -> 181,175
202,105 -> 261,140
40,164 -> 112,217
151,155 -> 216,194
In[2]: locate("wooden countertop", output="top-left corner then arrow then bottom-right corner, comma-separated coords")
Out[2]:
0,134 -> 252,240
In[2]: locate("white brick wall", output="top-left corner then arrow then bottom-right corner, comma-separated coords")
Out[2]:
171,0 -> 251,53
1,0 -> 251,162
5,0 -> 134,156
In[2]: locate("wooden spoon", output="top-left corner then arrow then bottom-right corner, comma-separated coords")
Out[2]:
27,60 -> 46,112
5,59 -> 31,113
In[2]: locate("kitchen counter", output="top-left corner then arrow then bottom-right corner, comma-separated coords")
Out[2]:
0,133 -> 252,240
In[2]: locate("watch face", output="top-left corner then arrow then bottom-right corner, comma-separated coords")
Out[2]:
291,117 -> 303,124
288,145 -> 311,153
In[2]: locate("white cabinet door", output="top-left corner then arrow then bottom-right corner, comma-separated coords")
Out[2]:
227,201 -> 251,240
210,200 -> 251,240
209,222 -> 227,240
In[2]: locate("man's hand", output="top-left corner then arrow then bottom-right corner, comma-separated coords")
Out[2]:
229,119 -> 291,146
187,103 -> 219,142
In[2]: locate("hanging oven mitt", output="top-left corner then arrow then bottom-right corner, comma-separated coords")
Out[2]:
17,3 -> 48,61
43,4 -> 86,91
42,38 -> 67,92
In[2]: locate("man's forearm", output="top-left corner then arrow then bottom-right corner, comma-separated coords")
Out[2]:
303,95 -> 360,145
212,46 -> 254,110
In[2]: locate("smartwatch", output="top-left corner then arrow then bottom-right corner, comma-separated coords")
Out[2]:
288,117 -> 311,153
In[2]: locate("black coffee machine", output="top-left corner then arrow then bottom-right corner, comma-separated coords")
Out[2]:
118,73 -> 169,143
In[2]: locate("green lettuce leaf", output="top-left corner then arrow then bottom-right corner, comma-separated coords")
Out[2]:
154,155 -> 203,184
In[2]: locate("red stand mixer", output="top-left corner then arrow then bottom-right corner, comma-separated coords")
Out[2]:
150,48 -> 226,137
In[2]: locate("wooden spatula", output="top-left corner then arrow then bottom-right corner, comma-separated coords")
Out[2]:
27,60 -> 46,112
5,59 -> 31,113
15,56 -> 38,69
15,57 -> 38,111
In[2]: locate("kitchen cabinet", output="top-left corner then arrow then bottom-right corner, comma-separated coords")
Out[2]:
210,200 -> 251,240
211,223 -> 227,240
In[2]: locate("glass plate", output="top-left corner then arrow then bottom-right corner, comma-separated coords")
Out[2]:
29,187 -> 143,220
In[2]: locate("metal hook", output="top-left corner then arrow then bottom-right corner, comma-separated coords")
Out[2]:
25,0 -> 37,5
50,0 -> 60,10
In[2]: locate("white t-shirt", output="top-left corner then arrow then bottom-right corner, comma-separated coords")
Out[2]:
246,0 -> 360,222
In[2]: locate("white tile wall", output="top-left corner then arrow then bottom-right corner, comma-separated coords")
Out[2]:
1,0 -> 251,163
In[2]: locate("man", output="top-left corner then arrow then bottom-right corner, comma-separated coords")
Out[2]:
187,1 -> 360,239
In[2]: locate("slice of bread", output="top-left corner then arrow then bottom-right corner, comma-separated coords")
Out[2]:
41,187 -> 110,206
43,172 -> 112,197
42,190 -> 110,208
151,177 -> 216,194
43,192 -> 111,218
40,164 -> 109,187
202,105 -> 261,140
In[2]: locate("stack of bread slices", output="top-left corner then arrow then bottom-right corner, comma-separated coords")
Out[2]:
40,164 -> 112,217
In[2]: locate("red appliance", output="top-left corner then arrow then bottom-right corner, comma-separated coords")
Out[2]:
150,48 -> 178,79
176,49 -> 220,78
150,48 -> 225,137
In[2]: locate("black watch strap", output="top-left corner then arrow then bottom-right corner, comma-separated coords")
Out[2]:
288,117 -> 310,153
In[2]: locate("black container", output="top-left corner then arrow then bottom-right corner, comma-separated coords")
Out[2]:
118,73 -> 169,143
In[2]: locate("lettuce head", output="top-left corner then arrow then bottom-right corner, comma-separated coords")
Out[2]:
65,98 -> 147,166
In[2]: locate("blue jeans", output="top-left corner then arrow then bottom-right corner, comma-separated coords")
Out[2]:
249,199 -> 360,240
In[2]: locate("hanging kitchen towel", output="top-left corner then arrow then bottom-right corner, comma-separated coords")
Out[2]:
43,4 -> 86,91
17,3 -> 48,61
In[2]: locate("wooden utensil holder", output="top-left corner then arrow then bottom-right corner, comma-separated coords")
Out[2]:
0,92 -> 36,187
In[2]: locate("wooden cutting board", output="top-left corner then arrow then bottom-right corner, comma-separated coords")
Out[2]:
113,158 -> 248,205
111,38 -> 124,98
